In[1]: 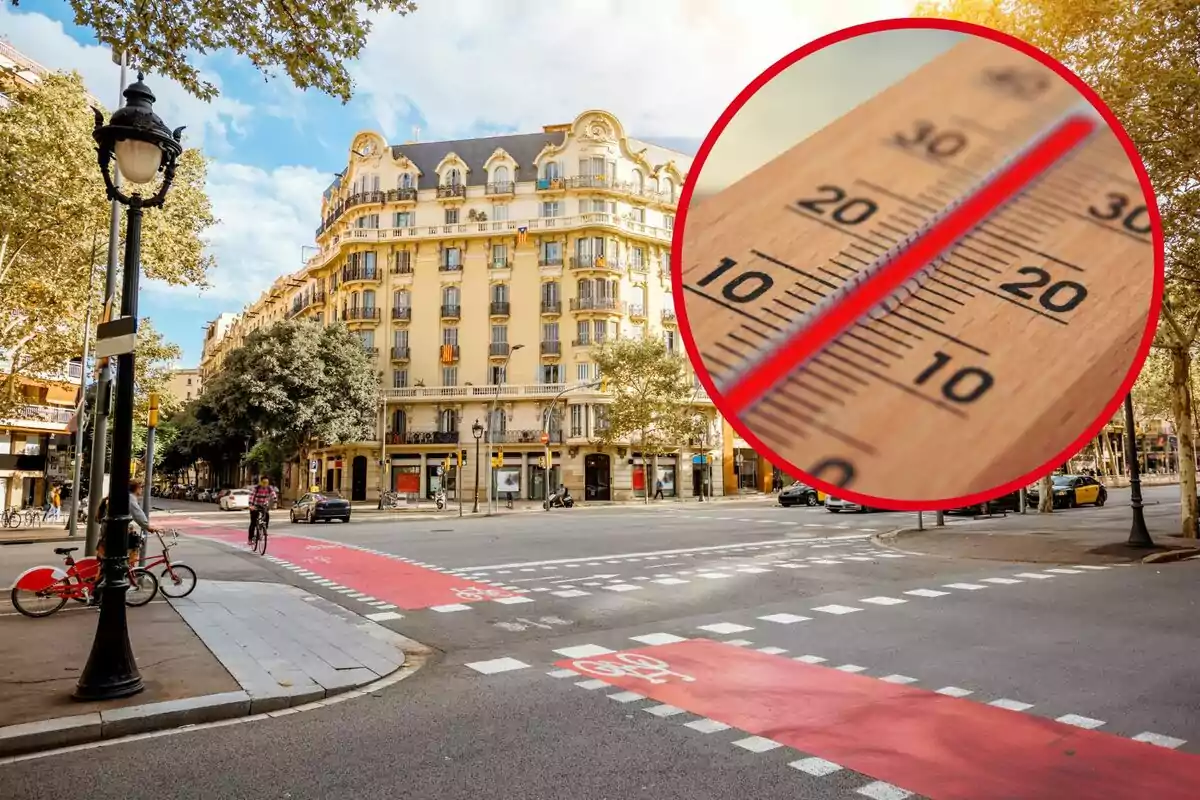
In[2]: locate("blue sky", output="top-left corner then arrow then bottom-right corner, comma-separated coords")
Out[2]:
1,0 -> 918,365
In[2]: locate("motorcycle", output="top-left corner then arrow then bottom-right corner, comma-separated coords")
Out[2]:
435,488 -> 446,510
545,491 -> 574,509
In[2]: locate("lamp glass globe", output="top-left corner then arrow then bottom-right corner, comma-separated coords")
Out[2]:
113,138 -> 163,185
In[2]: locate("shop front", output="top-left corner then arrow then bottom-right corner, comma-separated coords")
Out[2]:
631,454 -> 678,498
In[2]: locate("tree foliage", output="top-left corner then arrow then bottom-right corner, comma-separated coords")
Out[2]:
917,0 -> 1200,533
591,336 -> 708,459
19,0 -> 420,103
0,69 -> 215,417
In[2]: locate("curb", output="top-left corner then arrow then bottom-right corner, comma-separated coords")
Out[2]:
0,632 -> 434,762
1142,547 -> 1200,564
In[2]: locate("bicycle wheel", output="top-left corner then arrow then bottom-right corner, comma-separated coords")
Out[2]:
254,527 -> 268,555
125,568 -> 159,606
10,584 -> 68,618
158,563 -> 197,598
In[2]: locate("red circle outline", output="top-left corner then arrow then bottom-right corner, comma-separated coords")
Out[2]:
671,16 -> 1165,512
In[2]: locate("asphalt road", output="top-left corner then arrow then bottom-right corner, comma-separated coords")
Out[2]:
4,492 -> 1198,799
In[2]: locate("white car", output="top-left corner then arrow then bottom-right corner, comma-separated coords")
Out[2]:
220,489 -> 251,511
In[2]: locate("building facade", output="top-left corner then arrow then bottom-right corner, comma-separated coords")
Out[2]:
201,110 -> 790,502
165,367 -> 202,404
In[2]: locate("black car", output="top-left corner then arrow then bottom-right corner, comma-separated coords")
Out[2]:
290,492 -> 351,523
1026,474 -> 1108,509
778,481 -> 821,507
945,490 -> 1024,515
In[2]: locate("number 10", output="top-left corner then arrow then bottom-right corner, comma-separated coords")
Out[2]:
914,351 -> 995,404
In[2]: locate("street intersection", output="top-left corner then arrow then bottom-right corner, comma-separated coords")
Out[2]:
2,492 -> 1198,798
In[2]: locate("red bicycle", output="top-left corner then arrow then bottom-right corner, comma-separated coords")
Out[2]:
9,545 -> 159,618
139,529 -> 197,598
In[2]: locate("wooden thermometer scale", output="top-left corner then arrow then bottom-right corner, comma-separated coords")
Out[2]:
678,35 -> 1159,503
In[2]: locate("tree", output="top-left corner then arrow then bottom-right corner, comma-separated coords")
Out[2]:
202,319 -> 379,476
591,337 -> 707,503
0,70 -> 215,417
16,0 -> 419,103
916,0 -> 1200,536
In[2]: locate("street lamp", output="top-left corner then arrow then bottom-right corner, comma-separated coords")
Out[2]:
1124,393 -> 1153,547
472,419 -> 483,514
75,75 -> 183,702
486,343 -> 524,515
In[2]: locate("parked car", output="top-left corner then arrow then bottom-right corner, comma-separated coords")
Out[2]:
945,490 -> 1024,515
1026,475 -> 1107,509
220,489 -> 251,511
290,492 -> 351,524
778,481 -> 822,507
825,495 -> 881,513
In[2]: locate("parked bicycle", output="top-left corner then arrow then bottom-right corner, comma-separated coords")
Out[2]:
139,528 -> 197,598
9,544 -> 159,618
2,506 -> 21,528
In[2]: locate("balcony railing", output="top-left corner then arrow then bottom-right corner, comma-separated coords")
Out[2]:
391,262 -> 413,275
310,212 -> 675,267
436,184 -> 466,199
490,301 -> 511,316
392,306 -> 411,321
571,338 -> 595,348
541,300 -> 562,314
488,429 -> 564,444
341,265 -> 380,283
440,304 -> 461,318
536,178 -> 565,191
439,344 -> 461,362
485,181 -> 515,195
570,255 -> 623,272
491,259 -> 512,270
570,297 -> 625,313
389,187 -> 418,203
391,346 -> 410,361
662,309 -> 678,323
388,429 -> 460,445
342,306 -> 380,321
289,289 -> 327,317
439,261 -> 462,272
539,256 -> 564,267
363,346 -> 380,358
489,343 -> 512,357
540,340 -> 561,355
0,404 -> 73,426
628,303 -> 645,318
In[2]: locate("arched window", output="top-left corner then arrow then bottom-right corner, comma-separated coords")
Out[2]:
542,161 -> 560,180
442,285 -> 460,305
663,177 -> 676,201
362,289 -> 376,309
631,169 -> 644,192
445,168 -> 462,186
440,409 -> 458,433
399,173 -> 413,189
391,409 -> 407,436
492,165 -> 509,184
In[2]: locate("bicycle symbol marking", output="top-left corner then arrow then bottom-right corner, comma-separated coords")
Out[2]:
304,544 -> 339,551
571,653 -> 696,685
305,556 -> 332,565
452,586 -> 513,602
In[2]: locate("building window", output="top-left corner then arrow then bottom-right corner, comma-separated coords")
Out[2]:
540,201 -> 561,218
576,320 -> 589,344
186,377 -> 193,386
399,173 -> 413,189
393,329 -> 409,349
542,364 -> 562,383
442,366 -> 458,385
442,327 -> 459,346
570,404 -> 584,437
359,329 -> 375,349
542,161 -> 560,181
489,365 -> 507,385
541,241 -> 562,264
442,285 -> 460,307
492,165 -> 509,184
593,404 -> 610,433
392,409 -> 408,436
394,251 -> 412,272
393,211 -> 413,227
488,407 -> 506,434
491,283 -> 509,303
362,289 -> 376,309
576,362 -> 589,382
630,246 -> 646,268
444,167 -> 463,186
631,168 -> 644,192
662,177 -> 676,202
578,198 -> 614,215
356,213 -> 379,229
664,330 -> 677,354
445,207 -> 459,224
491,325 -> 508,345
441,247 -> 461,269
491,244 -> 508,268
542,281 -> 559,304
664,214 -> 675,231
392,369 -> 408,388
492,203 -> 509,221
440,409 -> 458,433
542,321 -> 558,341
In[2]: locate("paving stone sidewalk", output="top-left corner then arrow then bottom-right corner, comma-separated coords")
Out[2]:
0,580 -> 428,758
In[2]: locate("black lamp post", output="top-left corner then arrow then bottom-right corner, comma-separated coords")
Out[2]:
75,75 -> 183,701
472,419 -> 483,514
1124,393 -> 1154,548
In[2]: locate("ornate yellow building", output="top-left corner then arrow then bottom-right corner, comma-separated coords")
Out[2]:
203,110 -> 784,502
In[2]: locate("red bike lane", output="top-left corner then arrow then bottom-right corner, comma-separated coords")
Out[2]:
180,522 -> 518,610
557,639 -> 1200,800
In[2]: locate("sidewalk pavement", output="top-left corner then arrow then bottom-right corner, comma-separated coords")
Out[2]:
876,501 -> 1200,565
0,580 -> 431,758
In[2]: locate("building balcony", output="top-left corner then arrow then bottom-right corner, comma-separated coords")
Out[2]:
489,343 -> 513,358
628,303 -> 646,320
341,306 -> 381,322
489,301 -> 511,318
488,429 -> 565,445
662,309 -> 678,325
288,289 -> 327,318
388,429 -> 460,445
539,256 -> 564,267
439,262 -> 463,273
436,184 -> 467,201
571,338 -> 595,348
341,265 -> 381,285
490,259 -> 512,270
392,306 -> 411,321
570,297 -> 626,314
570,255 -> 623,273
438,344 -> 461,363
536,177 -> 565,193
391,262 -> 413,276
382,381 -> 606,402
485,181 -> 515,196
540,300 -> 562,316
363,346 -> 380,358
440,304 -> 461,320
391,346 -> 411,362
388,187 -> 418,204
540,340 -> 561,356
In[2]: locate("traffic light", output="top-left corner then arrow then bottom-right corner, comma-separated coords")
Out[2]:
456,450 -> 463,468
599,377 -> 609,392
147,392 -> 160,427
537,456 -> 546,469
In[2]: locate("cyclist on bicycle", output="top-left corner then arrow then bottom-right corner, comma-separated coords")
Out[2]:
248,476 -> 278,544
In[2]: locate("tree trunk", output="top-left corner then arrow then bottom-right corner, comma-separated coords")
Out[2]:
1168,346 -> 1198,538
1037,474 -> 1054,513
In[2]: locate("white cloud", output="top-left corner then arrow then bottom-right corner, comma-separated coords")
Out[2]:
350,0 -> 918,141
0,4 -> 252,156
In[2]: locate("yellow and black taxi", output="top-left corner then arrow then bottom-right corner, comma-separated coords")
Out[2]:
1026,474 -> 1108,509
778,481 -> 822,507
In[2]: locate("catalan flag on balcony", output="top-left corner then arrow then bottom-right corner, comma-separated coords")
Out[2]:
517,226 -> 528,246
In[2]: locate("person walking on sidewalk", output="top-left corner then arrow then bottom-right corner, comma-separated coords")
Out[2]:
653,478 -> 664,500
248,477 -> 278,544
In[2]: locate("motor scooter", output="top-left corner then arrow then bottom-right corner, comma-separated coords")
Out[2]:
545,490 -> 574,509
435,488 -> 446,510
